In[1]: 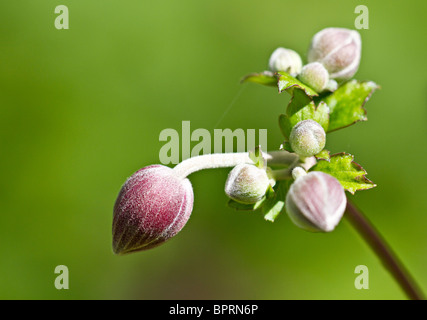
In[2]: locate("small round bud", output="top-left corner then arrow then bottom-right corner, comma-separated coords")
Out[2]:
268,47 -> 303,76
298,62 -> 329,93
308,28 -> 361,81
225,164 -> 271,204
289,120 -> 326,157
112,165 -> 194,255
325,79 -> 338,92
291,167 -> 307,180
286,171 -> 346,232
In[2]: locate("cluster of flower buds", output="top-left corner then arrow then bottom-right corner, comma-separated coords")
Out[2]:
112,155 -> 347,254
268,27 -> 361,92
112,27 -> 358,255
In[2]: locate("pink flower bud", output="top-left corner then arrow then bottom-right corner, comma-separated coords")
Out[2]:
286,171 -> 346,232
308,28 -> 361,81
112,165 -> 194,255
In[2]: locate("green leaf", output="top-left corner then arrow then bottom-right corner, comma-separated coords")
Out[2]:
279,101 -> 329,140
262,180 -> 291,222
277,71 -> 318,97
279,141 -> 294,152
315,149 -> 331,161
285,86 -> 314,117
240,71 -> 277,87
227,198 -> 266,211
325,80 -> 379,132
310,153 -> 376,194
249,145 -> 265,169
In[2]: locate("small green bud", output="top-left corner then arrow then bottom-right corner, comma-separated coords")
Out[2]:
225,164 -> 272,204
268,47 -> 303,76
289,120 -> 326,157
298,62 -> 329,93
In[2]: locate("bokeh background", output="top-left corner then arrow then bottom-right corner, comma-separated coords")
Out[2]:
0,0 -> 426,300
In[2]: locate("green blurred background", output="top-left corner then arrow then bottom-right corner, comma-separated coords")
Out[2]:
0,0 -> 426,299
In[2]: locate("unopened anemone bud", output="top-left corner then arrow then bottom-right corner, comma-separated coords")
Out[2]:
112,165 -> 193,255
308,28 -> 361,81
325,79 -> 338,92
289,120 -> 326,157
268,47 -> 303,76
225,164 -> 272,204
298,62 -> 329,93
286,171 -> 346,232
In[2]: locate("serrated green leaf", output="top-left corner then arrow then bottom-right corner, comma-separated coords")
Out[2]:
262,180 -> 291,222
240,71 -> 277,87
285,86 -> 314,116
279,101 -> 329,140
227,198 -> 266,211
325,80 -> 379,132
310,153 -> 376,194
315,149 -> 331,161
277,71 -> 318,97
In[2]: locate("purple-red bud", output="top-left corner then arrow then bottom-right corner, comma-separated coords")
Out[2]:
286,171 -> 346,232
112,165 -> 194,255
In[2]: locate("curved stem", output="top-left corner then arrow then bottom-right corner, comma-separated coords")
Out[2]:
271,155 -> 317,181
272,168 -> 292,180
264,151 -> 298,167
173,151 -> 296,180
345,200 -> 425,300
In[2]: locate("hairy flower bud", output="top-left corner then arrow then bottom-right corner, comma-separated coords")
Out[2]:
298,62 -> 329,93
268,47 -> 303,76
225,164 -> 271,204
286,171 -> 346,232
112,165 -> 193,255
308,28 -> 361,81
289,120 -> 326,157
325,79 -> 338,92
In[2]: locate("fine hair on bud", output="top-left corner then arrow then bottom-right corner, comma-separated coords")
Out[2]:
298,62 -> 329,93
286,171 -> 347,232
268,47 -> 303,76
225,163 -> 271,204
308,27 -> 361,81
112,165 -> 194,255
289,120 -> 326,157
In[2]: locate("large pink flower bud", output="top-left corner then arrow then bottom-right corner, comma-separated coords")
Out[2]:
286,171 -> 346,232
308,28 -> 361,81
112,165 -> 194,255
